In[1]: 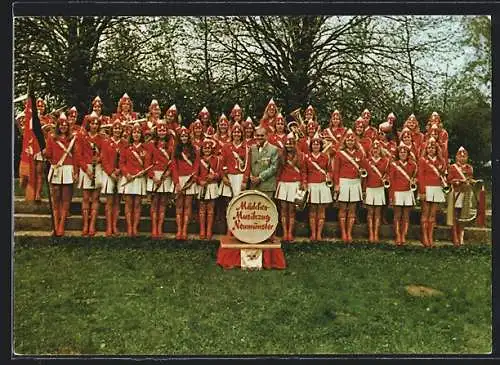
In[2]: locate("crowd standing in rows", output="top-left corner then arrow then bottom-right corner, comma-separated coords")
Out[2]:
17,94 -> 478,248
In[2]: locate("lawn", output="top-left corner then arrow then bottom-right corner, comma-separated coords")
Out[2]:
13,238 -> 491,356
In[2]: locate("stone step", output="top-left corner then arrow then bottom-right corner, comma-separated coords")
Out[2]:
12,230 -> 480,248
14,213 -> 491,243
13,198 -> 491,227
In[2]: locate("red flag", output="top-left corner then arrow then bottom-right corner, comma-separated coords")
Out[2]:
19,98 -> 40,201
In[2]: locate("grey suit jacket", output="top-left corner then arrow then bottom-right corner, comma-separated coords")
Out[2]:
249,142 -> 279,192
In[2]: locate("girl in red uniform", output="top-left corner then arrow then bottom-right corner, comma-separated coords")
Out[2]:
418,137 -> 448,247
322,109 -> 346,155
422,123 -> 448,162
447,146 -> 475,246
119,123 -> 149,237
243,117 -> 256,147
43,113 -> 78,236
230,104 -> 243,126
190,119 -> 204,151
297,119 -> 320,155
305,132 -> 333,241
112,93 -> 138,124
67,107 -> 80,136
388,143 -> 417,246
267,113 -> 287,150
146,120 -> 176,239
276,132 -> 306,241
164,104 -> 180,135
214,114 -> 231,153
220,122 -> 249,201
403,114 -> 424,150
100,119 -> 126,236
399,128 -> 419,162
259,98 -> 278,133
143,99 -> 161,137
198,107 -> 212,133
197,138 -> 222,240
334,129 -> 366,243
75,112 -> 105,236
172,126 -> 200,240
364,140 -> 390,243
354,117 -> 372,158
361,109 -> 378,141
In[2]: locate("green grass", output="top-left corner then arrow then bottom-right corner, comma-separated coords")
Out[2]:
13,238 -> 491,356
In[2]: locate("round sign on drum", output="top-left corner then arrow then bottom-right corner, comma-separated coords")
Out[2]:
226,190 -> 279,244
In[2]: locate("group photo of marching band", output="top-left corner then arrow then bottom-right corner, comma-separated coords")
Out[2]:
17,93 -> 486,248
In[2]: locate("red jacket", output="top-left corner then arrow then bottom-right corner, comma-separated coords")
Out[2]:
268,133 -> 287,150
322,127 -> 345,153
146,139 -> 175,177
259,118 -> 276,134
357,137 -> 372,158
418,156 -> 447,193
297,136 -> 315,154
111,111 -> 138,123
214,134 -> 231,155
119,142 -> 149,176
245,137 -> 257,147
101,137 -> 127,176
197,154 -> 222,184
222,142 -> 250,175
74,132 -> 105,171
278,151 -> 305,183
388,159 -> 417,192
333,148 -> 366,185
364,126 -> 378,141
192,137 -> 204,152
365,156 -> 390,188
447,163 -> 474,192
171,148 -> 200,184
44,135 -> 76,166
305,152 -> 333,184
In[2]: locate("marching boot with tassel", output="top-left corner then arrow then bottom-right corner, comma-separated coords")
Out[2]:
81,208 -> 90,237
112,200 -> 120,236
199,203 -> 206,240
394,219 -> 401,246
52,205 -> 61,237
206,204 -> 215,240
458,225 -> 465,246
88,208 -> 98,237
151,208 -> 158,239
401,218 -> 409,245
427,220 -> 435,248
125,203 -> 133,237
157,207 -> 165,239
309,209 -> 317,241
367,212 -> 374,243
58,210 -> 67,237
317,207 -> 325,241
346,216 -> 355,243
373,210 -> 381,243
288,208 -> 295,242
420,220 -> 429,247
281,214 -> 288,242
105,203 -> 113,237
133,206 -> 141,237
339,212 -> 347,243
175,213 -> 183,240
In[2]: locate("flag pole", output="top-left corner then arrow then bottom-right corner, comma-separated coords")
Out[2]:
28,77 -> 57,235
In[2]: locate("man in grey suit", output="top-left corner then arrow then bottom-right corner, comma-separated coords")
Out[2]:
243,127 -> 280,198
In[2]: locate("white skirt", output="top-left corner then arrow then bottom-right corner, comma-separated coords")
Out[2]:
179,174 -> 199,196
308,182 -> 333,204
198,182 -> 220,200
425,185 -> 446,203
219,173 -> 244,198
147,171 -> 174,194
338,177 -> 362,202
100,170 -> 120,195
275,181 -> 300,203
454,191 -> 472,209
365,186 -> 386,206
119,175 -> 147,195
48,165 -> 74,185
78,163 -> 103,190
34,151 -> 44,162
394,190 -> 415,206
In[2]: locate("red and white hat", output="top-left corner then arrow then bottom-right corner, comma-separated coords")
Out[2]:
202,137 -> 217,149
387,112 -> 396,122
311,131 -> 322,142
57,112 -> 68,124
400,127 -> 412,138
191,118 -> 203,129
354,117 -> 365,128
431,111 -> 441,123
379,120 -> 392,133
149,99 -> 160,110
307,119 -> 319,132
456,146 -> 468,157
131,122 -> 142,132
427,136 -> 437,145
119,93 -> 131,104
111,118 -> 123,128
331,109 -> 341,118
286,131 -> 296,141
67,106 -> 77,118
345,128 -> 356,140
230,104 -> 242,117
205,126 -> 216,138
36,98 -> 45,109
178,125 -> 189,136
198,106 -> 210,118
92,96 -> 103,107
166,104 -> 177,117
305,105 -> 315,115
398,141 -> 410,151
218,114 -> 229,127
266,98 -> 277,111
231,121 -> 243,132
243,117 -> 255,129
362,108 -> 371,118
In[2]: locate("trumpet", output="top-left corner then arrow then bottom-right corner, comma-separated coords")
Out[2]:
287,120 -> 305,139
440,174 -> 450,194
383,178 -> 391,189
359,168 -> 368,178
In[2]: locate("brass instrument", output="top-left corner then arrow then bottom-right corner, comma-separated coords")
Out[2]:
177,173 -> 195,197
287,120 -> 305,139
289,108 -> 305,126
383,177 -> 391,189
47,105 -> 68,117
457,179 -> 484,224
199,160 -> 212,200
359,168 -> 368,178
91,142 -> 97,188
410,178 -> 417,192
113,149 -> 120,195
322,141 -> 334,154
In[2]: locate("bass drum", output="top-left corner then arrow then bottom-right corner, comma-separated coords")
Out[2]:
226,189 -> 279,244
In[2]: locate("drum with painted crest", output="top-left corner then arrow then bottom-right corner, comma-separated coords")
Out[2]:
226,189 -> 279,244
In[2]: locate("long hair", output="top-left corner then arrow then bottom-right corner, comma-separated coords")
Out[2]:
174,135 -> 196,163
128,128 -> 145,145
